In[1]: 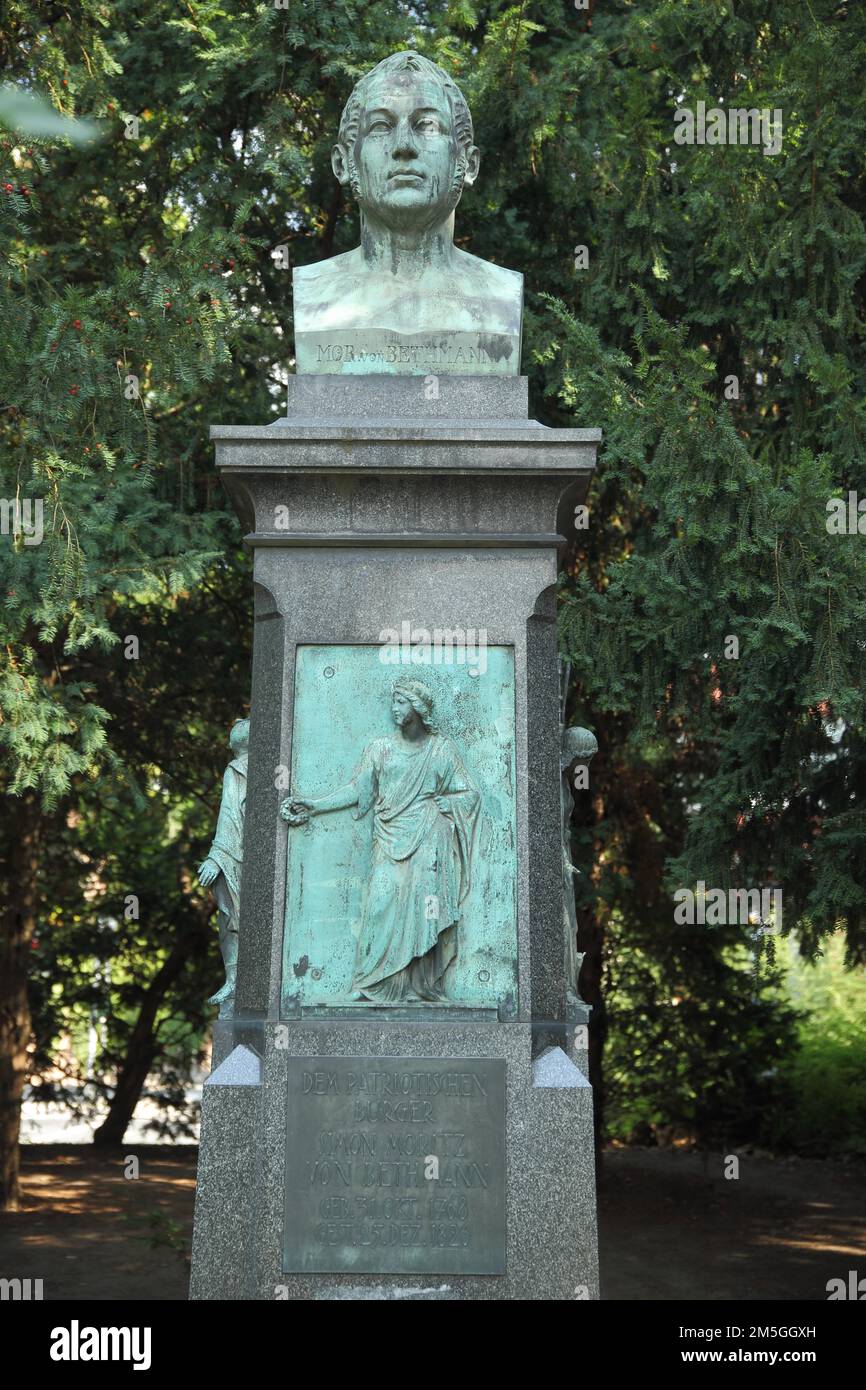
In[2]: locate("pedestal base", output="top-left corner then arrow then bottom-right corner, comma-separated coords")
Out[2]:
190,1021 -> 598,1301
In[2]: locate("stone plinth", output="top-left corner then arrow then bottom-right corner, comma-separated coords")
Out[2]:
190,375 -> 600,1300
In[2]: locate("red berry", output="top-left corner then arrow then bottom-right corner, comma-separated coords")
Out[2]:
3,183 -> 13,193
73,319 -> 81,329
69,385 -> 79,395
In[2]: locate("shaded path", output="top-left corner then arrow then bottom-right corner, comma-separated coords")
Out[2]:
1,1145 -> 863,1300
599,1147 -> 866,1301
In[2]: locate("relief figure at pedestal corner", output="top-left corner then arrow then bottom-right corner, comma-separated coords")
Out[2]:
561,724 -> 598,1006
280,677 -> 481,1004
198,717 -> 249,1019
292,50 -> 523,375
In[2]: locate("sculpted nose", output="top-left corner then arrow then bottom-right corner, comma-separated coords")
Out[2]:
391,119 -> 419,158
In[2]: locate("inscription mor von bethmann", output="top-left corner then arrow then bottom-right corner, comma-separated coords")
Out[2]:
284,1057 -> 506,1275
314,341 -> 498,368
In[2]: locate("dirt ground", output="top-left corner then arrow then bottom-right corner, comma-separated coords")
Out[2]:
1,1144 -> 864,1300
598,1146 -> 866,1301
0,1145 -> 197,1301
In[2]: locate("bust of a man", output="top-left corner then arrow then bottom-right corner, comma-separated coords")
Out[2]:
293,50 -> 523,377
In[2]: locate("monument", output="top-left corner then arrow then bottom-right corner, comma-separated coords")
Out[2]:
190,50 -> 601,1300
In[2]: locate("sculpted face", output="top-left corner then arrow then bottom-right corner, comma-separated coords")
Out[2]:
334,68 -> 479,233
391,691 -> 414,728
230,718 -> 250,758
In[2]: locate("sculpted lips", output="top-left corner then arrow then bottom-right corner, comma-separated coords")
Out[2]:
388,169 -> 425,180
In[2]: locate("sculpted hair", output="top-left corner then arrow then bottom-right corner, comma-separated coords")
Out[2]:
393,677 -> 437,731
337,51 -> 474,153
230,718 -> 250,755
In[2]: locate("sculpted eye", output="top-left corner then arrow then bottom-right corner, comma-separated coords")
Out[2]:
368,119 -> 392,133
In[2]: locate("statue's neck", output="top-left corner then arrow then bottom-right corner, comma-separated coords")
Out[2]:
398,722 -> 430,745
359,210 -> 457,278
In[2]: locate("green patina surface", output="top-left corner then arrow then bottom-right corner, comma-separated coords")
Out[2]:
292,51 -> 523,376
282,645 -> 518,1012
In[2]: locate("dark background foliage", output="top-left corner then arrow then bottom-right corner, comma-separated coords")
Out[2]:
1,0 -> 864,1205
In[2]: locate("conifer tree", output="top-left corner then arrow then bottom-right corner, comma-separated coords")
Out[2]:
1,0 -> 863,1204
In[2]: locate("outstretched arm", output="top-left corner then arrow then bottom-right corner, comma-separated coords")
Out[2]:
281,778 -> 360,824
310,780 -> 360,814
281,742 -> 378,825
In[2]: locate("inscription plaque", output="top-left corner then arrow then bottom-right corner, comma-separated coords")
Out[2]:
295,330 -> 519,376
283,1056 -> 506,1275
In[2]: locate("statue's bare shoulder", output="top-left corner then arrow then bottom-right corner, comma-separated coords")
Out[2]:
294,252 -> 359,288
294,248 -> 522,337
293,252 -> 373,327
294,249 -> 521,298
451,248 -> 522,297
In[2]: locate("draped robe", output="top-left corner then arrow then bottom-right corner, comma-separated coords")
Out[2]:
350,733 -> 479,1001
207,756 -> 247,933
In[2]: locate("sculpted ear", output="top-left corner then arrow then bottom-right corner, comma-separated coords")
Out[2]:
462,145 -> 480,187
332,143 -> 351,186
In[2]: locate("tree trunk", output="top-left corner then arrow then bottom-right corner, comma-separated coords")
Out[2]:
91,934 -> 191,1148
0,794 -> 40,1211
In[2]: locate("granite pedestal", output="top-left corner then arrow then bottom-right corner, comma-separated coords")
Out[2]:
189,375 -> 600,1299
